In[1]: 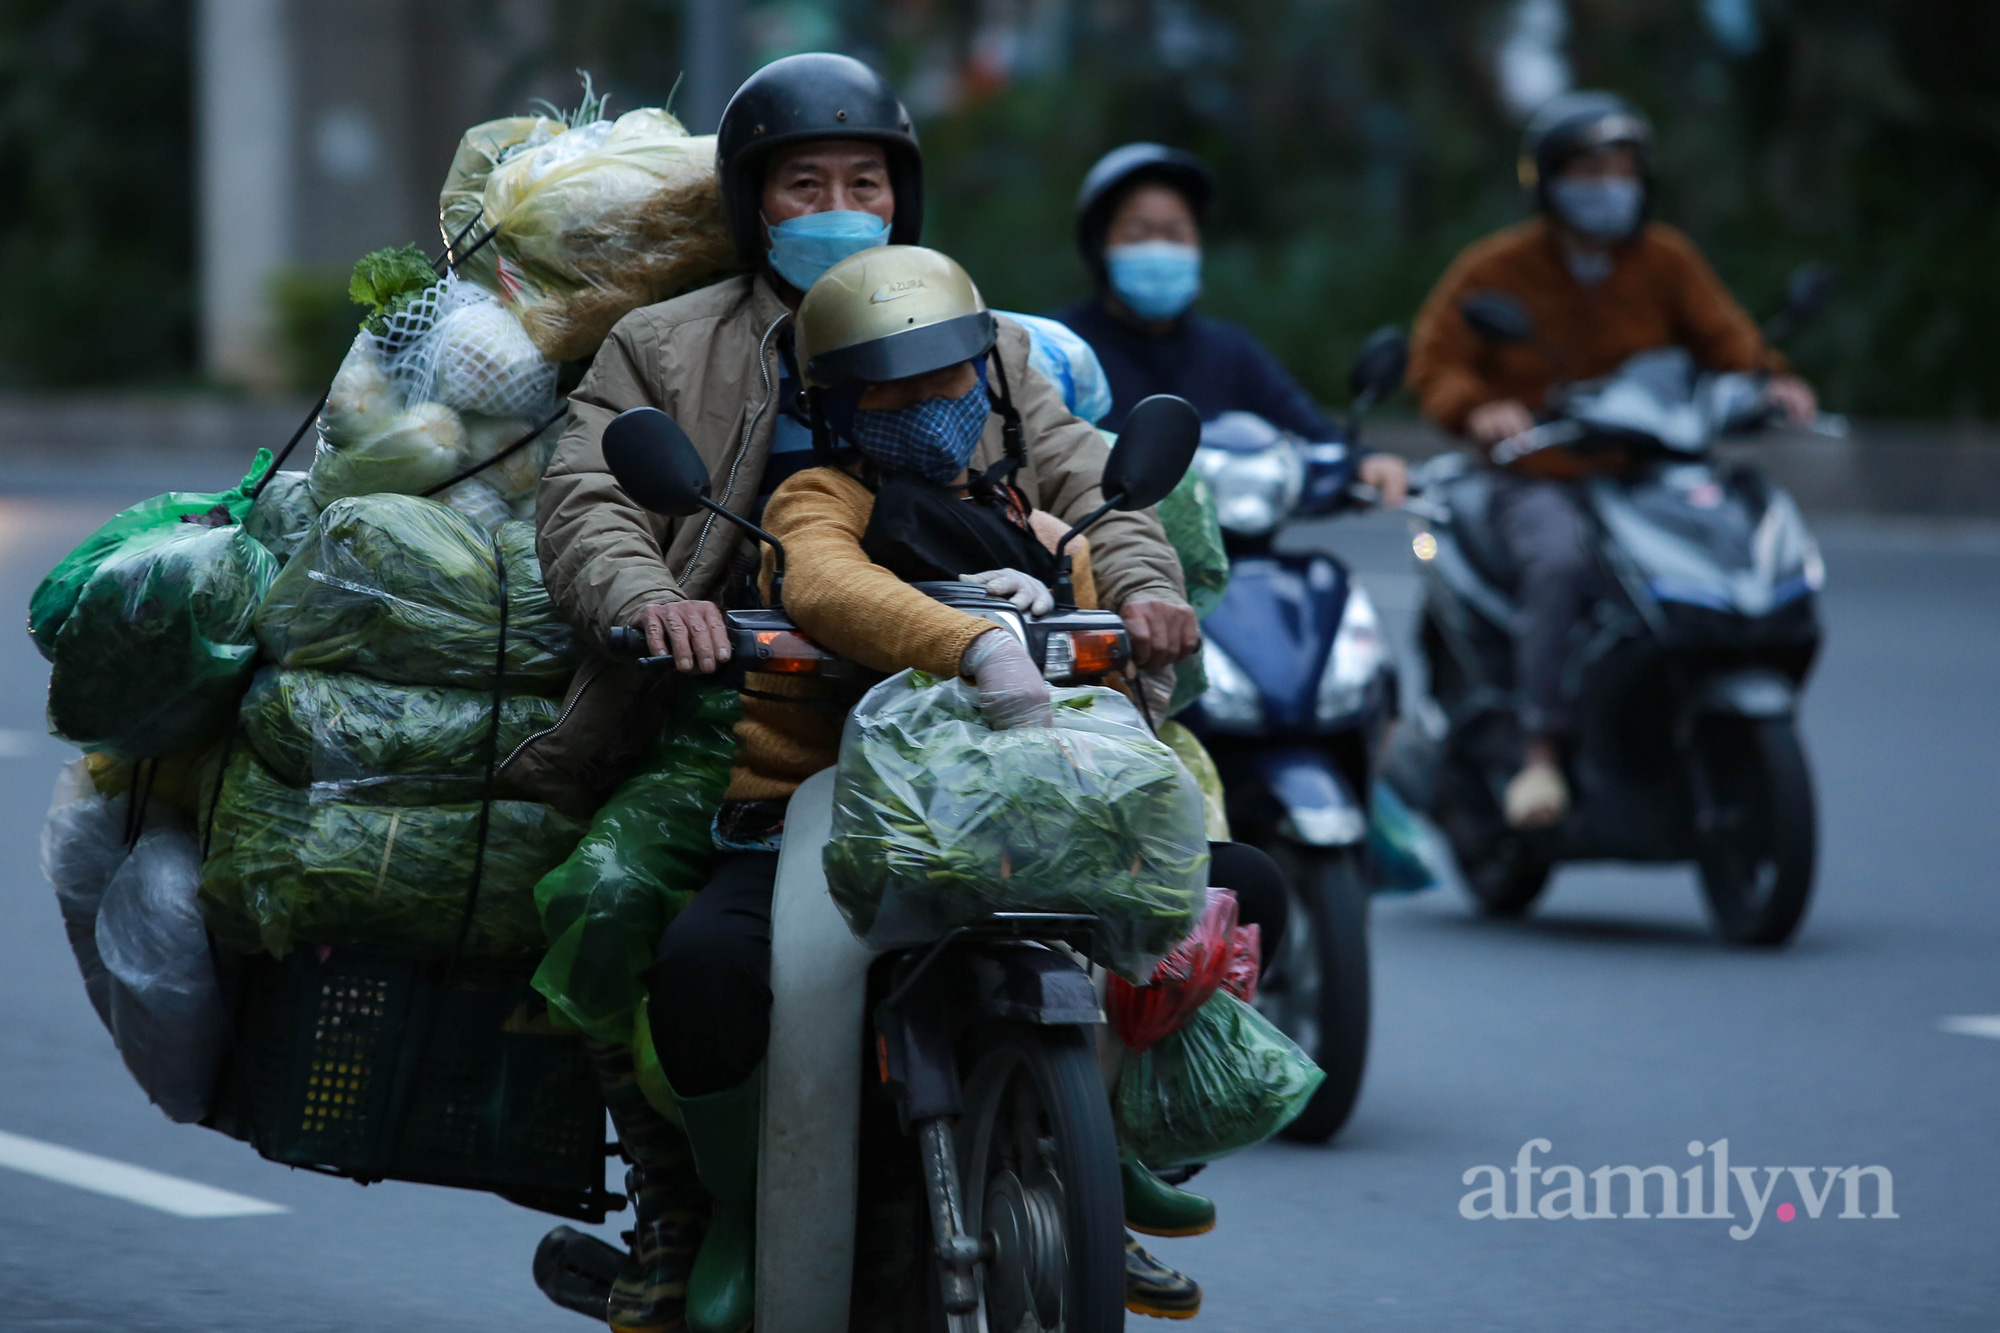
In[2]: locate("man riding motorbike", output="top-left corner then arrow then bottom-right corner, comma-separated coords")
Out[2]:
532,55 -> 1198,1333
1054,141 -> 1409,505
1406,90 -> 1818,830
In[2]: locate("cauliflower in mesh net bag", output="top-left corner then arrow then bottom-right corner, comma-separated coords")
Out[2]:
311,266 -> 560,508
441,106 -> 737,363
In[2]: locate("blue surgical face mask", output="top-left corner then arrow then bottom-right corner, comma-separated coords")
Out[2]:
848,380 -> 991,484
1105,241 -> 1202,321
765,209 -> 891,291
1548,177 -> 1644,244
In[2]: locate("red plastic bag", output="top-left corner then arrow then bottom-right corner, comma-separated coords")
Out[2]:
1108,889 -> 1238,1052
1221,923 -> 1261,1003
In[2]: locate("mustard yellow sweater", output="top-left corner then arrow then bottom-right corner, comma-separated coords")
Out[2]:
725,466 -> 1094,801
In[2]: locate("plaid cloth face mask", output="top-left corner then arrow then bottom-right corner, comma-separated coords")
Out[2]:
847,380 -> 991,484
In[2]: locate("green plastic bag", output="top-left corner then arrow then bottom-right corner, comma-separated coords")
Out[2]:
1113,989 -> 1325,1167
30,449 -> 272,656
823,671 -> 1208,982
256,494 -> 578,693
46,521 -> 278,759
199,746 -> 585,958
1155,470 -> 1230,620
532,686 -> 740,1042
240,667 -> 561,805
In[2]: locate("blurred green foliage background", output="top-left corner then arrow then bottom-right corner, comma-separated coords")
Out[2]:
0,0 -> 1992,417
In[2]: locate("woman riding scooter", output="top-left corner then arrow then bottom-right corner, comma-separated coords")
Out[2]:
637,245 -> 1289,1330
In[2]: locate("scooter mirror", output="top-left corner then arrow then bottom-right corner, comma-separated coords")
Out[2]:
1459,291 -> 1535,345
1349,326 -> 1409,401
602,407 -> 711,518
1784,262 -> 1835,324
1102,394 -> 1201,511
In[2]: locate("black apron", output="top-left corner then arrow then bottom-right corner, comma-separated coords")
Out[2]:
860,474 -> 1059,585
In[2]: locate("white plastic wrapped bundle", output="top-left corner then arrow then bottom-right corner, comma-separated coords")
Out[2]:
96,827 -> 228,1123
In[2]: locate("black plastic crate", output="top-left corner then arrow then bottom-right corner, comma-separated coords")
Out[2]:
207,946 -> 619,1222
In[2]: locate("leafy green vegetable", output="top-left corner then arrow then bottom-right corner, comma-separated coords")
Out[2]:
822,671 -> 1209,981
199,746 -> 585,958
532,685 -> 739,1042
46,518 -> 277,759
348,243 -> 438,336
240,667 -> 561,805
256,495 -> 578,694
1113,990 -> 1324,1167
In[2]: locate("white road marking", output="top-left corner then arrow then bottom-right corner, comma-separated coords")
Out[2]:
1940,1015 -> 2000,1041
0,1129 -> 287,1218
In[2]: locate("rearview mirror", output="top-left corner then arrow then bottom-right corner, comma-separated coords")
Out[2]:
1784,262 -> 1835,324
1102,394 -> 1201,511
1348,326 -> 1408,402
1459,291 -> 1535,345
602,407 -> 711,517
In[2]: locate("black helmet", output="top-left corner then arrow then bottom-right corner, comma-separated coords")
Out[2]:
1074,142 -> 1213,284
1517,90 -> 1654,203
715,53 -> 923,270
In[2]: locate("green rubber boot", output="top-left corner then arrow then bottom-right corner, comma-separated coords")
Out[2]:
671,1067 -> 762,1333
589,1041 -> 704,1333
1121,1159 -> 1217,1238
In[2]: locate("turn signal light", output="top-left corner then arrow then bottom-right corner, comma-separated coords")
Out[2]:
752,629 -> 828,674
1069,629 -> 1129,677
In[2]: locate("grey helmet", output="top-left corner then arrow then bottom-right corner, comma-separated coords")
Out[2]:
1073,142 -> 1213,286
1517,90 -> 1654,203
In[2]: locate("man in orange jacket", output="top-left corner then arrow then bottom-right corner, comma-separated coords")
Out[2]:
1408,90 -> 1818,829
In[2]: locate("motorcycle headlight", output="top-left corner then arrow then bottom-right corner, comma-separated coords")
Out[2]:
1194,443 -> 1304,538
1316,584 -> 1386,724
1199,639 -> 1264,731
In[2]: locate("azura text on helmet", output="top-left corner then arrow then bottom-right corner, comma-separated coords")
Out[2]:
1459,1139 -> 1897,1240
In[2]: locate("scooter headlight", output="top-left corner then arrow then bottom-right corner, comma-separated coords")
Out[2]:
1315,584 -> 1386,724
1194,442 -> 1304,539
1198,638 -> 1265,731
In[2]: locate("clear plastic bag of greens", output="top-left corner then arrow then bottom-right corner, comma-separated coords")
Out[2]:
243,469 -> 320,565
30,449 -> 272,655
96,826 -> 228,1123
1112,989 -> 1324,1167
449,106 -> 736,362
532,685 -> 740,1041
1154,470 -> 1229,620
256,495 -> 577,693
45,517 -> 278,759
239,667 -> 561,805
823,670 -> 1209,981
199,747 -> 585,958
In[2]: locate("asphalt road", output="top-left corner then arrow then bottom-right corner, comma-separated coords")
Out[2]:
1,459 -> 1996,1331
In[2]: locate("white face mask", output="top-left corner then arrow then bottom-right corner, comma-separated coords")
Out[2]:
1549,177 -> 1644,243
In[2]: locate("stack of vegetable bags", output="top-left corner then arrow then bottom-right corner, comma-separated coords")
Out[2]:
822,669 -> 1210,981
199,494 -> 584,959
1107,890 -> 1324,1166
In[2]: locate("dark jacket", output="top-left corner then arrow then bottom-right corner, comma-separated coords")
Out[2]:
1055,298 -> 1337,439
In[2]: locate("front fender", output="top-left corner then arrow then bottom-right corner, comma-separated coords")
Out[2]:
1694,668 -> 1797,719
1243,748 -> 1367,847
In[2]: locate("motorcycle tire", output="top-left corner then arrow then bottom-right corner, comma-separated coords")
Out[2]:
1693,716 -> 1816,947
1257,844 -> 1372,1144
952,1021 -> 1125,1333
1434,741 -> 1553,918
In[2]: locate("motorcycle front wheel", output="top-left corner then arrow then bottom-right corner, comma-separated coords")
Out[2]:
1692,716 -> 1817,947
1256,844 -> 1372,1143
952,1021 -> 1125,1332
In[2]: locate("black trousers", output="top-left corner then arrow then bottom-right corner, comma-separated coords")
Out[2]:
642,840 -> 1291,1097
1490,474 -> 1593,738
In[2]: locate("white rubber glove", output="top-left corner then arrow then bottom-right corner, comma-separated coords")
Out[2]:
960,628 -> 1053,730
959,568 -> 1055,617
